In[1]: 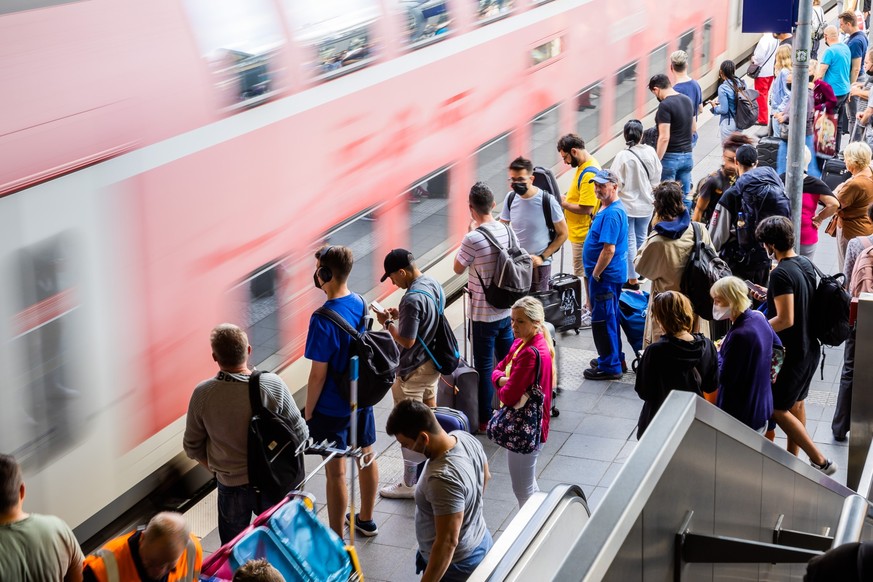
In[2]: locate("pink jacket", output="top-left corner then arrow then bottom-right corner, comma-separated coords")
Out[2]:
492,334 -> 553,442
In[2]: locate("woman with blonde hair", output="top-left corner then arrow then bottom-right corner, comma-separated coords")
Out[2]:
491,296 -> 554,507
824,141 -> 873,267
634,291 -> 718,438
770,45 -> 793,143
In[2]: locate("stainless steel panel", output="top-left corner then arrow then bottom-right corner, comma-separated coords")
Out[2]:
602,516 -> 642,582
850,297 -> 873,490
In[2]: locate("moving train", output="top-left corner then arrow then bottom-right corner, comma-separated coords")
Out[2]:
0,0 -> 832,541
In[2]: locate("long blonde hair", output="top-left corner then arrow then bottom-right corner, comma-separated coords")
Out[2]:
511,296 -> 557,380
774,44 -> 792,75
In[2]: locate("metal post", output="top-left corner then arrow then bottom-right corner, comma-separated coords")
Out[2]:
786,0 -> 813,250
349,355 -> 359,546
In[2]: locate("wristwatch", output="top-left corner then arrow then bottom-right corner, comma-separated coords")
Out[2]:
383,319 -> 395,328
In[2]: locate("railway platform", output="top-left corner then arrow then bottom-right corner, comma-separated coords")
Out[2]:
179,115 -> 850,582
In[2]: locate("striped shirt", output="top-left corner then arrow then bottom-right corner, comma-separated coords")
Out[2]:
457,221 -> 512,322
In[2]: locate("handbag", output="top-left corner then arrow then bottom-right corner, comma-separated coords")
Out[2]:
486,346 -> 545,454
748,43 -> 777,79
770,344 -> 786,384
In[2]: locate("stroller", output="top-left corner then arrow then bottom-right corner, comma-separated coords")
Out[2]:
619,289 -> 648,372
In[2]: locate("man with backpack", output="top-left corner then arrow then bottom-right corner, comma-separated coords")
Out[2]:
184,323 -> 308,544
454,182 -> 515,431
377,249 -> 445,499
303,245 -> 381,536
708,144 -> 791,286
500,156 -> 568,292
692,132 -> 753,224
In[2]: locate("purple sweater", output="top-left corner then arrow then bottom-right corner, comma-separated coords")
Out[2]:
716,310 -> 779,430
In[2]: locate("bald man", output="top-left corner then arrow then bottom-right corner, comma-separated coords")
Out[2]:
83,512 -> 202,582
816,25 -> 853,150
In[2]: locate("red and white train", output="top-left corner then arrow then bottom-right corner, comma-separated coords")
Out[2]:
0,0 -> 812,539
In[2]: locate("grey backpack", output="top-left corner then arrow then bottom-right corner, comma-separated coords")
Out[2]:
475,223 -> 533,309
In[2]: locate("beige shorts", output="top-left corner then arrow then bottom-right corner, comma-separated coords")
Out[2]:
392,360 -> 440,404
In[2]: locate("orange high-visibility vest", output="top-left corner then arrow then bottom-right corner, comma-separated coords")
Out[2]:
83,530 -> 202,582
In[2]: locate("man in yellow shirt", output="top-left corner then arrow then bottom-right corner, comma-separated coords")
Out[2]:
557,134 -> 600,324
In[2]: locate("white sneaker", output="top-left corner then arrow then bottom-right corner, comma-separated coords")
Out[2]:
379,482 -> 415,499
811,458 -> 838,476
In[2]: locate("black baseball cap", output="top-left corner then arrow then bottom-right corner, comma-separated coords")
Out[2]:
380,249 -> 414,282
736,144 -> 758,167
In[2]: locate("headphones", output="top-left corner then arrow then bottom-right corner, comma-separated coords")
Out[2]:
316,245 -> 335,284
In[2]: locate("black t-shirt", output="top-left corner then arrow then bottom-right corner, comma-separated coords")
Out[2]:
655,93 -> 695,153
779,173 -> 834,198
766,256 -> 820,402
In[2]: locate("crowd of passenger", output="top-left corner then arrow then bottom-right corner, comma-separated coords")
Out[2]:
7,8 -> 873,582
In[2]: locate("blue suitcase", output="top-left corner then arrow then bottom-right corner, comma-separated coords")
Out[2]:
432,406 -> 470,433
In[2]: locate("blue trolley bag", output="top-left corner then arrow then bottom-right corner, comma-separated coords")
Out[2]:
618,289 -> 648,371
432,406 -> 471,433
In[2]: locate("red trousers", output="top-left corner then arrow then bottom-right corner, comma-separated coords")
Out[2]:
755,76 -> 775,124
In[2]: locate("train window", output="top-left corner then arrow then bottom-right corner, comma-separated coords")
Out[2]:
613,61 -> 639,136
282,0 -> 380,79
476,133 -> 512,208
404,168 -> 453,267
531,37 -> 562,67
678,29 -> 695,73
393,0 -> 453,47
530,106 -> 560,169
182,0 -> 286,109
701,20 -> 713,74
576,82 -> 602,151
7,233 -> 86,471
238,262 -> 286,370
476,0 -> 514,22
646,45 -> 668,113
1,0 -> 78,14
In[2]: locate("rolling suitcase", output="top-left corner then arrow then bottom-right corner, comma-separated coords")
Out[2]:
438,290 -> 480,430
821,157 -> 850,191
756,135 -> 781,169
432,406 -> 471,433
533,272 -> 583,334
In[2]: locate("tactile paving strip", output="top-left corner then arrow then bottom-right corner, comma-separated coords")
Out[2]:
805,390 -> 838,407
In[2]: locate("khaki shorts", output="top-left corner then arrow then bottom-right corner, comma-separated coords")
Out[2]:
392,360 -> 439,404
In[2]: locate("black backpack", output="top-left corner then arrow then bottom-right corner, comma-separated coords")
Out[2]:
407,287 -> 460,374
475,223 -> 533,309
506,166 -> 599,244
315,298 -> 400,407
733,82 -> 760,131
729,168 -> 791,263
808,261 -> 852,346
680,222 -> 733,319
247,371 -> 306,502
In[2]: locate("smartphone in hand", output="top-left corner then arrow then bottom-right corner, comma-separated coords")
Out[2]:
370,301 -> 386,315
744,280 -> 767,298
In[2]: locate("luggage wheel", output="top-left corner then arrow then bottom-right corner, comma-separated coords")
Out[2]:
631,358 -> 640,373
574,328 -> 580,335
550,406 -> 560,418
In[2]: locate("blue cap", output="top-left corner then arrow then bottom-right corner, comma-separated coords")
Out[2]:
588,168 -> 621,185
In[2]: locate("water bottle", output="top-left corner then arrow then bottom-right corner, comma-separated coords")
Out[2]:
736,210 -> 752,248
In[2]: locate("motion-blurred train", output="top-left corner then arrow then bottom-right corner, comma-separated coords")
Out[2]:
0,0 -> 837,541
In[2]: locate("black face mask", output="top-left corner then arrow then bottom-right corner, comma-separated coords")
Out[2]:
313,271 -> 323,289
867,68 -> 873,76
510,182 -> 528,195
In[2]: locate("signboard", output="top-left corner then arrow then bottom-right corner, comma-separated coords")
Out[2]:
743,0 -> 797,33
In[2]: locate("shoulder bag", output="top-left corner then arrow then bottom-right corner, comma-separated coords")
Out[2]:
486,346 -> 545,454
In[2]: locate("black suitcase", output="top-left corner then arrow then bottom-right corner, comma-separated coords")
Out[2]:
756,136 -> 781,169
438,361 -> 479,434
533,273 -> 583,334
821,157 -> 850,191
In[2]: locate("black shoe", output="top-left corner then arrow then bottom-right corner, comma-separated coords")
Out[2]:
834,433 -> 848,442
345,513 -> 379,536
589,358 -> 628,373
622,282 -> 641,291
583,367 -> 622,381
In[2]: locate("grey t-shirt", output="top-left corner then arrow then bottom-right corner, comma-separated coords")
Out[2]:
499,188 -> 565,264
0,514 -> 83,582
415,431 -> 489,563
398,275 -> 444,377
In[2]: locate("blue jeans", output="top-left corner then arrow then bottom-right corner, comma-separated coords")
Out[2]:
626,215 -> 650,280
472,317 -> 514,423
217,482 -> 275,545
415,529 -> 494,581
776,136 -> 822,178
660,152 -> 694,198
589,279 -> 624,375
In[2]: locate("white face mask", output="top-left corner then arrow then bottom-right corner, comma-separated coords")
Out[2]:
712,304 -> 731,321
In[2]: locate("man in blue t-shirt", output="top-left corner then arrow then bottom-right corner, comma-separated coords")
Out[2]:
304,245 -> 380,538
841,10 -> 869,138
582,169 -> 629,380
670,50 -> 703,147
817,26 -> 853,151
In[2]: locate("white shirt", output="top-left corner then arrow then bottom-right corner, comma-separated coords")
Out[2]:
752,34 -> 779,78
612,144 -> 662,218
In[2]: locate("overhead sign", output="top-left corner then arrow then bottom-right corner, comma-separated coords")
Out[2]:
743,0 -> 797,33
